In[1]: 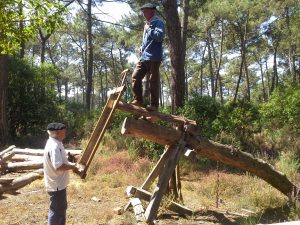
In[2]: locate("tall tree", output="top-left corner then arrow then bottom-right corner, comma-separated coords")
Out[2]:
0,0 -> 65,147
162,0 -> 186,112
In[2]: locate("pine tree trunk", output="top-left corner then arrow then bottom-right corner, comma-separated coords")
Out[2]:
86,0 -> 94,110
162,0 -> 185,112
0,54 -> 9,147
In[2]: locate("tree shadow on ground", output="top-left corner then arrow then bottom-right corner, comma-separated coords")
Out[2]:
157,204 -> 298,225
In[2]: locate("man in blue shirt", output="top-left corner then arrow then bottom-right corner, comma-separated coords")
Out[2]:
131,3 -> 165,111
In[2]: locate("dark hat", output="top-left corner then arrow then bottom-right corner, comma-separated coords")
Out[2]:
140,3 -> 157,10
47,122 -> 66,131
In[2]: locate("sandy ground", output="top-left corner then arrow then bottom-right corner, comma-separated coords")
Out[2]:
0,173 -> 246,225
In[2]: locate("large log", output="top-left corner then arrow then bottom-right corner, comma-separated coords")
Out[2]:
0,161 -> 43,172
13,148 -> 82,156
0,169 -> 43,195
0,145 -> 16,157
0,151 -> 15,164
11,154 -> 43,162
121,117 -> 298,197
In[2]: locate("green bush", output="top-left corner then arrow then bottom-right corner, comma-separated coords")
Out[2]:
260,83 -> 300,133
7,57 -> 60,138
213,99 -> 261,151
177,95 -> 220,138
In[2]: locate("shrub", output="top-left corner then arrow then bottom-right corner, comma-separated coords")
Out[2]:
260,83 -> 300,134
7,57 -> 60,138
177,95 -> 221,138
213,99 -> 261,151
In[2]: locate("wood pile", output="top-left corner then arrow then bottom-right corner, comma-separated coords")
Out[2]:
0,145 -> 81,195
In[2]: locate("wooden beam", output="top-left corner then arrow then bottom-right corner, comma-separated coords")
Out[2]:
127,186 -> 193,216
116,101 -> 197,127
145,140 -> 186,223
121,117 -> 298,197
130,198 -> 146,224
141,146 -> 173,190
78,87 -> 125,178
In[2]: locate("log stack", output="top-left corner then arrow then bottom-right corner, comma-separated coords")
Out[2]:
0,145 -> 81,195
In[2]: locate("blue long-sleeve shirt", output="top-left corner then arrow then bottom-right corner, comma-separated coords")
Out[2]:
140,15 -> 165,62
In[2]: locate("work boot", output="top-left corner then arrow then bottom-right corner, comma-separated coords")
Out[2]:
146,105 -> 158,111
131,100 -> 143,107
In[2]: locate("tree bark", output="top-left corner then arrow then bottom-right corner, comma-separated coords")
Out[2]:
0,54 -> 9,147
162,0 -> 185,112
121,117 -> 298,197
207,31 -> 215,98
86,0 -> 94,110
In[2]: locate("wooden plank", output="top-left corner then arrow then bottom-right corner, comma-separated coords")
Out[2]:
116,101 -> 197,127
145,139 -> 186,223
78,86 -> 125,178
127,186 -> 193,216
107,85 -> 126,95
141,146 -> 173,190
130,198 -> 146,224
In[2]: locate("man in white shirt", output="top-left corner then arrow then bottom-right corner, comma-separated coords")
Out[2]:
43,122 -> 81,225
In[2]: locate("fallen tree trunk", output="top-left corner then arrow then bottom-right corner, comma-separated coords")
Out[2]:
0,169 -> 43,195
121,117 -> 298,197
13,148 -> 82,156
0,161 -> 43,172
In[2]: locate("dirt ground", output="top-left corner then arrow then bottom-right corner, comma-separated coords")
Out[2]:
0,173 -> 252,225
1,150 -> 295,225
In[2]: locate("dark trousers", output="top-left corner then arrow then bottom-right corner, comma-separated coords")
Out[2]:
47,188 -> 67,225
132,60 -> 161,107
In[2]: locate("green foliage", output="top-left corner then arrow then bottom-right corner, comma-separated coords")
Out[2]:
7,57 -> 61,137
177,95 -> 221,138
260,84 -> 300,133
213,100 -> 261,149
0,0 -> 66,54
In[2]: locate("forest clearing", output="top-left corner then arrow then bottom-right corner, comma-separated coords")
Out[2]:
1,147 -> 299,225
1,0 -> 300,224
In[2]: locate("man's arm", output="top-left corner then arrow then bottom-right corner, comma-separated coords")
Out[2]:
149,20 -> 164,42
57,162 -> 82,173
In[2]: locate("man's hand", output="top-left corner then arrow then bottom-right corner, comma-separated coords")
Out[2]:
72,163 -> 84,174
144,23 -> 150,30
